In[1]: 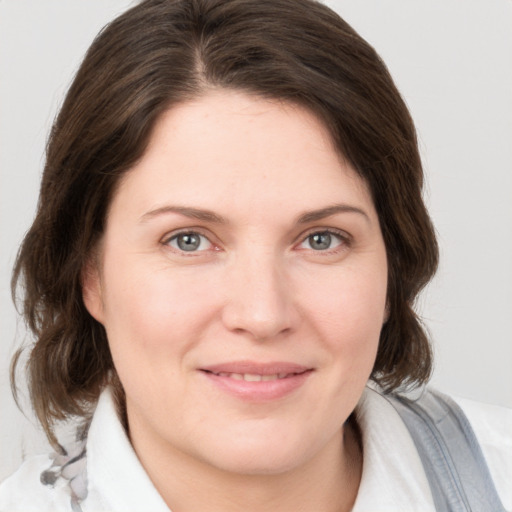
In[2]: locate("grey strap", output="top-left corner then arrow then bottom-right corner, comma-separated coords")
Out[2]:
386,388 -> 506,512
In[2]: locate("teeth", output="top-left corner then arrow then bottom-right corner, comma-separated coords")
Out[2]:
215,372 -> 290,381
243,373 -> 262,382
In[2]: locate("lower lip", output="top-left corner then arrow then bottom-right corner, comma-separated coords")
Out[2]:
201,371 -> 313,401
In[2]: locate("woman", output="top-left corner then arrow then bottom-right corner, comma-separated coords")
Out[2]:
1,0 -> 510,511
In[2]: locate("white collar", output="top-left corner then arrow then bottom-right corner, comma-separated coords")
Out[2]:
352,386 -> 435,511
84,388 -> 170,512
83,386 -> 434,512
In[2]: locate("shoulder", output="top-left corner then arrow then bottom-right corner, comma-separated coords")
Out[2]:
0,454 -> 72,512
453,393 -> 512,447
365,385 -> 512,511
452,394 -> 512,509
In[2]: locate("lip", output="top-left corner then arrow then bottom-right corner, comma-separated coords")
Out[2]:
199,361 -> 313,401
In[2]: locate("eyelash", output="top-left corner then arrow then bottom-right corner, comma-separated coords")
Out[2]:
162,229 -> 215,254
296,228 -> 351,253
161,228 -> 352,255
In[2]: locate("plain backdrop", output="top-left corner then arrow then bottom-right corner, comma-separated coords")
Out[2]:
1,0 -> 511,482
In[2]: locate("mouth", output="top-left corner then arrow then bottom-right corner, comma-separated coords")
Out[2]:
199,362 -> 313,401
203,371 -> 305,382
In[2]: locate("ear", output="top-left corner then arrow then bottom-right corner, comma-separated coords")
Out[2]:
81,258 -> 105,324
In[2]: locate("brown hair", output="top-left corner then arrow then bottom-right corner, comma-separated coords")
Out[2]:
12,0 -> 438,445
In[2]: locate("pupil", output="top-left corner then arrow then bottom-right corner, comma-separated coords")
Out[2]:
177,233 -> 200,251
310,232 -> 331,250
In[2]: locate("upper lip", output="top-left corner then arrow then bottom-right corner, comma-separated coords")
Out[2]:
200,361 -> 311,376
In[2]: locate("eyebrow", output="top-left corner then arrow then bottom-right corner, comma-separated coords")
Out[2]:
140,206 -> 227,224
297,204 -> 370,224
140,203 -> 369,225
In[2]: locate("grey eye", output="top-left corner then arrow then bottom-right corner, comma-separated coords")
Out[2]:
177,233 -> 200,251
308,232 -> 333,250
168,232 -> 211,252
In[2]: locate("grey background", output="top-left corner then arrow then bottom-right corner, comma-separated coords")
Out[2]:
1,0 -> 511,481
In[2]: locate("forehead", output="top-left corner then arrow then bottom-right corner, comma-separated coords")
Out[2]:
111,90 -> 374,221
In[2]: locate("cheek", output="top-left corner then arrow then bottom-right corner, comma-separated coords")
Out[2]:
302,263 -> 387,323
298,262 -> 387,358
100,259 -> 214,352
100,264 -> 216,403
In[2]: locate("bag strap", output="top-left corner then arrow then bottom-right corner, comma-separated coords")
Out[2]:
385,388 -> 506,512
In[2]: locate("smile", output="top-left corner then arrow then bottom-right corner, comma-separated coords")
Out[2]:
207,371 -> 302,381
200,362 -> 313,401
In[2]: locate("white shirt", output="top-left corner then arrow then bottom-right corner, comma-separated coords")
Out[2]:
1,386 -> 510,512
352,387 -> 512,511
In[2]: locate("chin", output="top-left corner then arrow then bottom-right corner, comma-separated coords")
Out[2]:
195,429 -> 319,476
210,449 -> 306,476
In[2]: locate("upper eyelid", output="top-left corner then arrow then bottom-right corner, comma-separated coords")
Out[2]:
293,229 -> 353,255
160,227 -> 352,250
161,227 -> 214,243
296,227 -> 352,244
161,230 -> 220,254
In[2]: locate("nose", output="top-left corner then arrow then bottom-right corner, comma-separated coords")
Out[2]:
221,250 -> 298,341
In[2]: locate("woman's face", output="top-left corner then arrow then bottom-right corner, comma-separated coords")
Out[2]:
84,91 -> 388,476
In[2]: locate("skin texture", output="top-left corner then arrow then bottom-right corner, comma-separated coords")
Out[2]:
83,90 -> 388,512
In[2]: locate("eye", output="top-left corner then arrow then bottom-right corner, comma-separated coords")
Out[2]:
166,231 -> 213,252
298,230 -> 347,251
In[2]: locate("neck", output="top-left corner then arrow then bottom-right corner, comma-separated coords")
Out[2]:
130,416 -> 362,512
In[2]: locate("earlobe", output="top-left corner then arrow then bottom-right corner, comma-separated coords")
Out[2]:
81,260 -> 104,324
